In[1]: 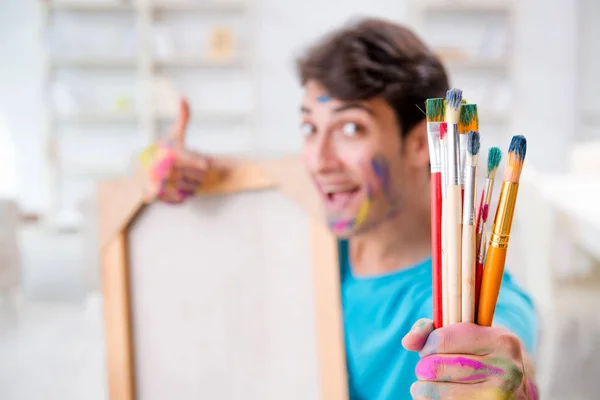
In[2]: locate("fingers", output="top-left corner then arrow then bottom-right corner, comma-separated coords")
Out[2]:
166,97 -> 191,149
411,381 -> 512,400
157,178 -> 197,204
415,355 -> 504,384
402,319 -> 435,352
419,323 -> 498,357
175,149 -> 210,172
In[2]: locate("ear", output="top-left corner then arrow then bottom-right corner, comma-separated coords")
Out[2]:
403,119 -> 430,169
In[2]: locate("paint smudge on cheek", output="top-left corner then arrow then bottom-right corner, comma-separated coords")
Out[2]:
325,155 -> 391,233
328,219 -> 354,234
370,155 -> 391,197
316,93 -> 331,103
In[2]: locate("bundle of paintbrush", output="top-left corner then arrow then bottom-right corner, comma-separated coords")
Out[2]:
426,88 -> 528,327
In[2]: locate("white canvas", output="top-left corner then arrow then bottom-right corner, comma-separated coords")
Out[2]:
128,190 -> 322,400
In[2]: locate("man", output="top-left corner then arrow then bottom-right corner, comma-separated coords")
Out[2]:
143,18 -> 538,399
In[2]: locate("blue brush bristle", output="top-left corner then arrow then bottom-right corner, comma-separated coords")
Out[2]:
508,135 -> 527,161
445,88 -> 463,110
467,131 -> 480,156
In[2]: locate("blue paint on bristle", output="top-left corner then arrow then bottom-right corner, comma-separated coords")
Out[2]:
508,135 -> 527,161
467,131 -> 480,156
445,88 -> 463,110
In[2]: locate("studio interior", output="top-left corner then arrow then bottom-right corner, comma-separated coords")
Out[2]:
0,0 -> 598,399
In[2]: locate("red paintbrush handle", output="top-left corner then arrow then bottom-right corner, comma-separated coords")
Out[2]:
475,190 -> 485,248
431,172 -> 443,329
475,259 -> 483,323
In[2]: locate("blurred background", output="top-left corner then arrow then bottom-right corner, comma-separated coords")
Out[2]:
0,0 -> 598,399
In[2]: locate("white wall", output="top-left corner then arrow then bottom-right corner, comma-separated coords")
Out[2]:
0,0 -> 595,213
0,0 -> 46,213
513,0 -> 580,173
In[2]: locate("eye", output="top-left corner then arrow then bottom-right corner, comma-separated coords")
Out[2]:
300,122 -> 316,137
342,122 -> 359,137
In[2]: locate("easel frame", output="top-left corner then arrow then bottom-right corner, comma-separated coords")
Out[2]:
97,158 -> 349,400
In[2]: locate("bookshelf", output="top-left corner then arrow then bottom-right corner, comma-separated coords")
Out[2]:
40,0 -> 255,228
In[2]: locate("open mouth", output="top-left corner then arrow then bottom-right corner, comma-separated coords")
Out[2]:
323,187 -> 361,211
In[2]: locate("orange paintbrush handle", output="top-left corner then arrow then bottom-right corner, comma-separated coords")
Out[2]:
477,245 -> 507,326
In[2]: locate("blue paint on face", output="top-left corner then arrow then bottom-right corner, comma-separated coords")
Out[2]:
317,94 -> 331,103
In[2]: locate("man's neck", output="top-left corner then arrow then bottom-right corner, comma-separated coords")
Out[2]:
349,202 -> 431,277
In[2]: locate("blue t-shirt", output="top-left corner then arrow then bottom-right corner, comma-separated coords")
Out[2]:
339,240 -> 538,400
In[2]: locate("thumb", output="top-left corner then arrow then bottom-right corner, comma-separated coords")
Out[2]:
166,97 -> 190,149
402,318 -> 434,352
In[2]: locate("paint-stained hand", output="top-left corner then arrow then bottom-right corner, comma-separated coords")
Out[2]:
402,319 -> 538,399
139,97 -> 228,204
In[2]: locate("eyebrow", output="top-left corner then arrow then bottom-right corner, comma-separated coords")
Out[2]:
333,103 -> 375,116
300,103 -> 375,116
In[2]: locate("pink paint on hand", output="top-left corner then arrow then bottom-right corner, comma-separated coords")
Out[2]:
527,377 -> 538,400
416,356 -> 504,382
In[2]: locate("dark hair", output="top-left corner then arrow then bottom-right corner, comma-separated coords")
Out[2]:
297,17 -> 449,136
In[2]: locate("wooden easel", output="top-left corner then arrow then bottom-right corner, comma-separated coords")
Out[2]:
98,156 -> 348,400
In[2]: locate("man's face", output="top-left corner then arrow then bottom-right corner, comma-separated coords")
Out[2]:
300,80 -> 408,237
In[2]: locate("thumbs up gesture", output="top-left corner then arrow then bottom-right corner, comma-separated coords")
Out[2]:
139,98 -> 226,204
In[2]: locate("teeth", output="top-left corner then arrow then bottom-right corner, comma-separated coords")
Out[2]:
326,188 -> 356,195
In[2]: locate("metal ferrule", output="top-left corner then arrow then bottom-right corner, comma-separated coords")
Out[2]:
477,230 -> 487,263
459,134 -> 467,185
476,179 -> 491,236
426,122 -> 442,173
447,123 -> 460,185
462,164 -> 477,225
489,182 -> 519,249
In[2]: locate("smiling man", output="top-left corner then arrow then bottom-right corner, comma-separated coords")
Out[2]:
143,17 -> 539,400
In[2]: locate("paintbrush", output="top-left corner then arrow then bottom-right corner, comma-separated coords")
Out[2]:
461,131 -> 480,323
444,88 -> 463,325
474,147 -> 502,322
478,135 -> 527,326
459,105 -> 478,189
426,98 -> 445,329
476,147 -> 502,251
439,122 -> 449,327
475,229 -> 486,321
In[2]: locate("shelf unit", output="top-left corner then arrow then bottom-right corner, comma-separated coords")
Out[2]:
410,0 -> 515,132
415,0 -> 512,13
579,0 -> 600,139
152,1 -> 246,12
40,0 -> 255,228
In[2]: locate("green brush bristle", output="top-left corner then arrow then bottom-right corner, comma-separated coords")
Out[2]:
487,147 -> 502,175
460,104 -> 478,126
467,131 -> 480,156
425,98 -> 445,122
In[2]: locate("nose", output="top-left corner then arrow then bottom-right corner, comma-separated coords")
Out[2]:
305,132 -> 342,174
